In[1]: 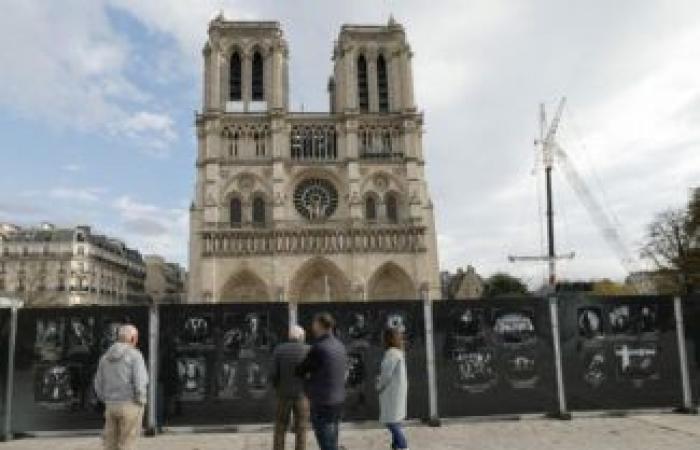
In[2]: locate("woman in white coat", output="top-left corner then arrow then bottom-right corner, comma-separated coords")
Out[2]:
376,327 -> 409,450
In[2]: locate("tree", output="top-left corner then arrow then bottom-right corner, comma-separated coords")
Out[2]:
593,279 -> 635,296
641,204 -> 699,295
483,273 -> 530,298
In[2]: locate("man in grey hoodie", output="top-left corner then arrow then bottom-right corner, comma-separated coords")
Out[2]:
94,324 -> 148,450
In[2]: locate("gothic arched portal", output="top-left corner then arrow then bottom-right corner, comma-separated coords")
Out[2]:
367,262 -> 417,301
289,257 -> 351,302
220,269 -> 271,302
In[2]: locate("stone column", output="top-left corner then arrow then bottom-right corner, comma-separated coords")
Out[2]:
389,49 -> 402,112
401,48 -> 416,112
345,47 -> 357,112
367,49 -> 379,113
242,51 -> 252,111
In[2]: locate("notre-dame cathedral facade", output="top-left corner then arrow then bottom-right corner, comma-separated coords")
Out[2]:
188,16 -> 440,303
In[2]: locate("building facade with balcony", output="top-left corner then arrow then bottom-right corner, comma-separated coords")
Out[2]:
0,222 -> 147,306
188,16 -> 441,302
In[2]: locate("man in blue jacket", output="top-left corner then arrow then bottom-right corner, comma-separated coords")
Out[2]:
297,312 -> 348,450
94,324 -> 148,450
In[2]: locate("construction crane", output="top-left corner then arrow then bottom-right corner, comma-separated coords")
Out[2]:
511,97 -> 645,292
509,98 -> 574,291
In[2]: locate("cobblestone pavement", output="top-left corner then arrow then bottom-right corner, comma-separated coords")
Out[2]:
4,414 -> 700,450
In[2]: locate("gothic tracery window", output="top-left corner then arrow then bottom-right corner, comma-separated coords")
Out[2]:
252,195 -> 266,226
294,178 -> 339,221
252,51 -> 264,101
230,52 -> 242,101
357,54 -> 369,112
377,54 -> 389,112
386,192 -> 399,223
365,195 -> 377,222
230,197 -> 242,226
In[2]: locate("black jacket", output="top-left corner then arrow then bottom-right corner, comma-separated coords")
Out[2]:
296,333 -> 348,406
271,341 -> 310,398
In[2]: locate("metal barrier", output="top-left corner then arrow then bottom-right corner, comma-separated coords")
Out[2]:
683,295 -> 700,409
0,295 -> 696,439
10,306 -> 150,434
297,301 -> 430,421
157,302 -> 288,427
432,298 -> 558,417
557,295 -> 684,411
1,308 -> 12,441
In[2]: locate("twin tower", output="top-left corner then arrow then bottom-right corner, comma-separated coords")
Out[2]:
188,15 -> 440,303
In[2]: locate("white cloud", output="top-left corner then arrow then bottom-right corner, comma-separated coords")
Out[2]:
61,164 -> 84,173
111,196 -> 188,264
0,0 -> 177,153
49,187 -> 105,203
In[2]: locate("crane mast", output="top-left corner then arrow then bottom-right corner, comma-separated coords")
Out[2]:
509,98 -> 574,291
511,97 -> 642,292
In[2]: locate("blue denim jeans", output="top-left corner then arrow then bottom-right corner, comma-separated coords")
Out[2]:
310,405 -> 342,450
386,422 -> 408,449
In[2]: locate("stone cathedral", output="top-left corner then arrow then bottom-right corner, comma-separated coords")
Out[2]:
188,15 -> 440,303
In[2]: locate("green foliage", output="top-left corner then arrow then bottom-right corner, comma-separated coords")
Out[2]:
483,272 -> 530,298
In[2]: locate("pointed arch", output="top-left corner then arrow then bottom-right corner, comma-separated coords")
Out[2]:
251,50 -> 264,101
289,257 -> 351,302
252,193 -> 266,226
357,54 -> 369,112
365,192 -> 378,222
385,191 -> 399,223
220,269 -> 270,302
229,196 -> 242,226
229,51 -> 242,101
367,262 -> 417,300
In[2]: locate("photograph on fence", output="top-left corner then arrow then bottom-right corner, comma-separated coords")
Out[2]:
158,303 -> 287,426
1,308 -> 10,431
297,301 -> 429,421
433,298 -> 557,417
10,306 -> 150,433
683,296 -> 700,404
558,295 -> 682,411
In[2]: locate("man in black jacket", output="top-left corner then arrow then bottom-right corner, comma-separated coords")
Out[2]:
297,312 -> 348,450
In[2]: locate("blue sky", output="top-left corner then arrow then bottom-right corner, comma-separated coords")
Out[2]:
1,0 -> 699,286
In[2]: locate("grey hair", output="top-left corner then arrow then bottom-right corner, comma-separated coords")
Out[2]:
117,324 -> 138,343
289,325 -> 305,342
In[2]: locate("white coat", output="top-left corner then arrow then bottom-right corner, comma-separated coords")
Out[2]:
376,347 -> 408,424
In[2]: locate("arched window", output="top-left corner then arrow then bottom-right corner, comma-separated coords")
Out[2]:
229,52 -> 242,101
377,54 -> 389,112
365,196 -> 377,222
386,193 -> 399,223
252,196 -> 266,226
251,51 -> 264,101
230,197 -> 242,226
357,54 -> 369,112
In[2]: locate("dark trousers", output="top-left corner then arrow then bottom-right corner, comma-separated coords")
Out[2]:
386,422 -> 408,449
310,404 -> 342,450
273,395 -> 309,450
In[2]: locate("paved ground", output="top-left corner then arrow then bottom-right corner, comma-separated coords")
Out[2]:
4,414 -> 700,449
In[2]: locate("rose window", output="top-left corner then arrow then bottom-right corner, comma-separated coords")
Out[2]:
294,178 -> 338,221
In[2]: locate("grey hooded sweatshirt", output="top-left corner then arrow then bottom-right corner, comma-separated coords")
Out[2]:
94,342 -> 149,405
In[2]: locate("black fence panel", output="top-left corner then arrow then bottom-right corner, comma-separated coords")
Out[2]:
158,302 -> 288,426
0,309 -> 10,431
297,301 -> 429,422
433,298 -> 557,417
11,306 -> 150,433
683,296 -> 700,403
559,295 -> 682,411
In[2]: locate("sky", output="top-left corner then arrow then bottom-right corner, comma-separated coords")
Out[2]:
0,0 -> 698,287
